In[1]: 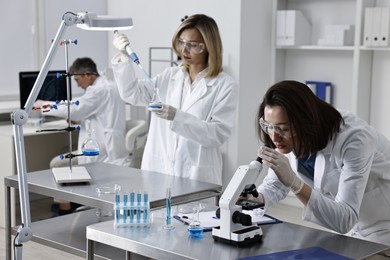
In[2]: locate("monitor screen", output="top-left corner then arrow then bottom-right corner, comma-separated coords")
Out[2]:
19,70 -> 71,109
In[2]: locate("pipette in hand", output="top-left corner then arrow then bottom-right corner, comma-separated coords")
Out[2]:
113,30 -> 139,64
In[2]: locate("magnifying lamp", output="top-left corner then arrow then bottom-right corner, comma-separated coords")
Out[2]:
10,11 -> 133,260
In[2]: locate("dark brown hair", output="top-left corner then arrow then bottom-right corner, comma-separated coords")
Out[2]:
256,80 -> 344,158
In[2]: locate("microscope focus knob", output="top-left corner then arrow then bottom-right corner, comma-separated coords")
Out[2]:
232,211 -> 252,226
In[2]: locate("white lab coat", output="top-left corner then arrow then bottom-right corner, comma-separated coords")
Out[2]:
259,110 -> 390,246
44,76 -> 130,166
112,59 -> 238,185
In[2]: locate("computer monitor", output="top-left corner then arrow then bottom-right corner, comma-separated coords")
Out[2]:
19,70 -> 71,109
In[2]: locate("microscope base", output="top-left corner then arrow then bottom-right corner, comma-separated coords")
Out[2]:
212,226 -> 263,246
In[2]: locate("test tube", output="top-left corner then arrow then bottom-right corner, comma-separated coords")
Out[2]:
115,192 -> 120,224
137,192 -> 142,224
123,193 -> 128,224
143,191 -> 149,224
163,187 -> 174,229
130,191 -> 135,223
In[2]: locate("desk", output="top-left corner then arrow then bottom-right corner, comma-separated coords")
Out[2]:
4,162 -> 222,259
86,211 -> 389,260
0,120 -> 78,228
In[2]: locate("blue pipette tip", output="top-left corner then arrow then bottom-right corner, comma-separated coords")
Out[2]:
59,154 -> 64,160
75,100 -> 80,106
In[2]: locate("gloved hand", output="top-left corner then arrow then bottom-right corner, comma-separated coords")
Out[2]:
112,33 -> 130,62
258,146 -> 304,194
33,100 -> 51,112
148,103 -> 176,121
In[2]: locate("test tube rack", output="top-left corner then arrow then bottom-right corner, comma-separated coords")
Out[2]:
114,194 -> 150,228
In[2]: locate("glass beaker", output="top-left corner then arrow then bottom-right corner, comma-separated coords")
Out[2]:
82,119 -> 100,156
149,88 -> 162,109
188,205 -> 203,238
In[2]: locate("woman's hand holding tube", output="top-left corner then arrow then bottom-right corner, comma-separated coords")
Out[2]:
148,103 -> 177,121
258,146 -> 304,194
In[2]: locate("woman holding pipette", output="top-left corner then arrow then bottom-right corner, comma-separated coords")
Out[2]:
112,14 -> 238,185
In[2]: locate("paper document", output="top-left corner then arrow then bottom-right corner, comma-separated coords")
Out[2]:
174,210 -> 281,231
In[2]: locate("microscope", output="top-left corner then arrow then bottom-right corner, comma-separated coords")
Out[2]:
212,157 -> 264,246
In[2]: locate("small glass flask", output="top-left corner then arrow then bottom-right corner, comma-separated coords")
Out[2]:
149,88 -> 162,109
81,119 -> 100,156
188,205 -> 203,238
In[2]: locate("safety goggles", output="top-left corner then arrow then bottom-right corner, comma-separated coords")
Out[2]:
176,39 -> 206,54
259,118 -> 293,138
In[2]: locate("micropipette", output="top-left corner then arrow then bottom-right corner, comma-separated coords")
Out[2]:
113,30 -> 161,107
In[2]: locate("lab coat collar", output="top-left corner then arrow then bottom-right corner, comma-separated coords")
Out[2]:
174,66 -> 212,112
314,136 -> 336,190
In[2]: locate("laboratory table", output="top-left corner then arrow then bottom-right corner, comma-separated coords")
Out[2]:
4,162 -> 222,259
87,210 -> 390,260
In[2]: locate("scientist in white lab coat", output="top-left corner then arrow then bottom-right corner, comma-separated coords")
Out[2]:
111,14 -> 238,185
34,57 -> 130,167
241,80 -> 390,246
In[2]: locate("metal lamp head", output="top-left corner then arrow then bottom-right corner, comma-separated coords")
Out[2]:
76,12 -> 133,31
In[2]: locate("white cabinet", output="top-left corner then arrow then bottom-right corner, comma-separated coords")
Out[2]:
271,0 -> 390,130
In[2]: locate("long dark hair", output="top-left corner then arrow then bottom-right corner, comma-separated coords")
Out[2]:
256,80 -> 344,158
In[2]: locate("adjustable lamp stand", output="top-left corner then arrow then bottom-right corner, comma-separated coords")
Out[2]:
10,12 -> 132,259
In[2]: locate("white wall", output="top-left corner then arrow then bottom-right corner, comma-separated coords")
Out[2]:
0,0 -> 108,99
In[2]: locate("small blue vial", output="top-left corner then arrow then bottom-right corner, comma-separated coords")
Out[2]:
130,191 -> 135,223
143,192 -> 149,224
115,193 -> 120,224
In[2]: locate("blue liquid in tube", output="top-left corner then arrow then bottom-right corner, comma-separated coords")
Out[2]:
130,192 -> 135,223
83,149 -> 100,156
188,226 -> 203,238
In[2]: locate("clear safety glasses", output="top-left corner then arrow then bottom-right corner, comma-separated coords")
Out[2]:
259,118 -> 293,138
176,39 -> 206,54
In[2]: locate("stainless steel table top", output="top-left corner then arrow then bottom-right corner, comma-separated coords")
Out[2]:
5,162 -> 221,259
5,162 -> 222,211
87,210 -> 390,260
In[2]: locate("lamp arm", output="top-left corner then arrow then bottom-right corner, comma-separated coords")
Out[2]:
10,12 -> 81,260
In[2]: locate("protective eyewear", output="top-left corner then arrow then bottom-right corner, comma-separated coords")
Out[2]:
176,39 -> 206,54
70,72 -> 98,77
259,118 -> 293,138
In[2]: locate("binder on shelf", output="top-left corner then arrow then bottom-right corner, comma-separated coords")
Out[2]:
371,7 -> 382,47
380,7 -> 390,47
276,10 -> 286,46
364,7 -> 390,47
363,7 -> 373,47
276,10 -> 311,46
305,81 -> 332,104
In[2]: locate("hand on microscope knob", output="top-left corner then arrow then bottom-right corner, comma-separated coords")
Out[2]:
112,33 -> 130,62
258,146 -> 304,194
149,103 -> 177,121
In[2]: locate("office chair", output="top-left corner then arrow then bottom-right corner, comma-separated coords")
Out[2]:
125,119 -> 148,168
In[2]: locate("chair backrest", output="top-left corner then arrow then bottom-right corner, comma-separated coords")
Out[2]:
125,120 -> 148,154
